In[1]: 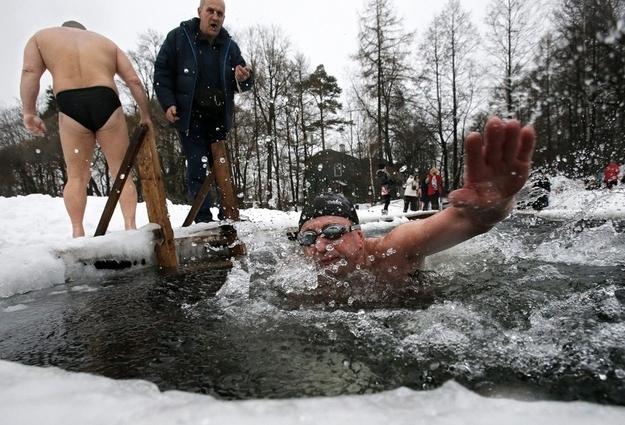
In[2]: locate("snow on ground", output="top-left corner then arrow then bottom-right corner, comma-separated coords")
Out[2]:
540,177 -> 625,220
1,178 -> 625,423
2,360 -> 625,425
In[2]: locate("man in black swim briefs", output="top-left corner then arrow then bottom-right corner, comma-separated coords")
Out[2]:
20,20 -> 152,237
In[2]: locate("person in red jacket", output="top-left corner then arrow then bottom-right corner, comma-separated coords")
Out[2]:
604,160 -> 620,189
426,168 -> 444,210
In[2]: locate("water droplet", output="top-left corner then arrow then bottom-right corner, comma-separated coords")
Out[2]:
119,174 -> 126,180
399,165 -> 407,172
317,164 -> 324,171
35,149 -> 41,154
219,157 -> 226,164
74,149 -> 79,154
201,156 -> 208,163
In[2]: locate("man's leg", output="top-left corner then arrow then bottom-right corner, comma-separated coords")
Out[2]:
180,133 -> 214,222
95,108 -> 137,231
383,195 -> 391,212
59,114 -> 97,238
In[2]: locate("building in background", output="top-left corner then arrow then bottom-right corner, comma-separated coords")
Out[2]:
304,145 -> 371,203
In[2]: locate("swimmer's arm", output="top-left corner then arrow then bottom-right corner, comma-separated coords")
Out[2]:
376,204 -> 500,262
376,117 -> 535,260
116,47 -> 152,125
20,35 -> 46,117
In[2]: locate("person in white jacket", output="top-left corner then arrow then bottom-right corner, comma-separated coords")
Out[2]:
403,174 -> 419,212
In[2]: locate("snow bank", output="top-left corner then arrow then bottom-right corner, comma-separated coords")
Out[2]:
1,360 -> 624,425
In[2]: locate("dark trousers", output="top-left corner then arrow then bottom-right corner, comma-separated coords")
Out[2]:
178,115 -> 227,222
421,195 -> 430,211
382,194 -> 391,212
403,196 -> 418,212
430,193 -> 440,210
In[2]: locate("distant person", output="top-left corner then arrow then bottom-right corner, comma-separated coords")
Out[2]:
154,0 -> 253,223
375,163 -> 392,215
426,167 -> 444,210
420,173 -> 430,210
20,21 -> 152,238
296,117 -> 535,282
402,174 -> 419,213
604,160 -> 620,189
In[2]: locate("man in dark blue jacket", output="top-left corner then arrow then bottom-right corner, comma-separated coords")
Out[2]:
154,0 -> 253,222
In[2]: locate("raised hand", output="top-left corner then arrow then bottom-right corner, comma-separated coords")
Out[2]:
448,117 -> 536,226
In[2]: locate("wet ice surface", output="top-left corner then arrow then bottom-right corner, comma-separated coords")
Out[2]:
0,216 -> 624,405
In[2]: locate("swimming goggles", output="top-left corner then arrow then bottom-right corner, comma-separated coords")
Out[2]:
297,224 -> 361,246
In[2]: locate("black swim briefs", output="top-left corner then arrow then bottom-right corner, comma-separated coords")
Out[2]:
55,86 -> 122,133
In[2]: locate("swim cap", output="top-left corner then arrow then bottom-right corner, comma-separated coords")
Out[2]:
298,193 -> 359,229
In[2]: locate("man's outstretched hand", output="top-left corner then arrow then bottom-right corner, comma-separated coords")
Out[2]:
449,117 -> 536,227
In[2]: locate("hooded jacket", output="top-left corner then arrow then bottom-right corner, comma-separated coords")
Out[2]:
154,18 -> 254,134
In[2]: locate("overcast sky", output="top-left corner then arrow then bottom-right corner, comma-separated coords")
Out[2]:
0,0 -> 492,109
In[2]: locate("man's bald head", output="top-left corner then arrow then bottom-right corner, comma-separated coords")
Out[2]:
199,0 -> 225,10
61,20 -> 86,30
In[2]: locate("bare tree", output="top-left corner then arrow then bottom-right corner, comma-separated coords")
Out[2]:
355,0 -> 413,164
439,0 -> 481,189
485,0 -> 540,117
245,25 -> 291,207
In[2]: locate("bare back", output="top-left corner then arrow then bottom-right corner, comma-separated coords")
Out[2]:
33,27 -> 118,94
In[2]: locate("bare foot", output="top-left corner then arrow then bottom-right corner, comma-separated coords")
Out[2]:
72,224 -> 85,238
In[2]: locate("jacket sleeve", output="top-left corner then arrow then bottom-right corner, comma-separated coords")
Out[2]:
154,29 -> 179,112
230,41 -> 254,93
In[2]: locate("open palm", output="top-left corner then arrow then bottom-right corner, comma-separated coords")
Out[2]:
449,117 -> 536,217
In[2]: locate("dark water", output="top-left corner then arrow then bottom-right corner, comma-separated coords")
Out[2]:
1,215 -> 624,403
